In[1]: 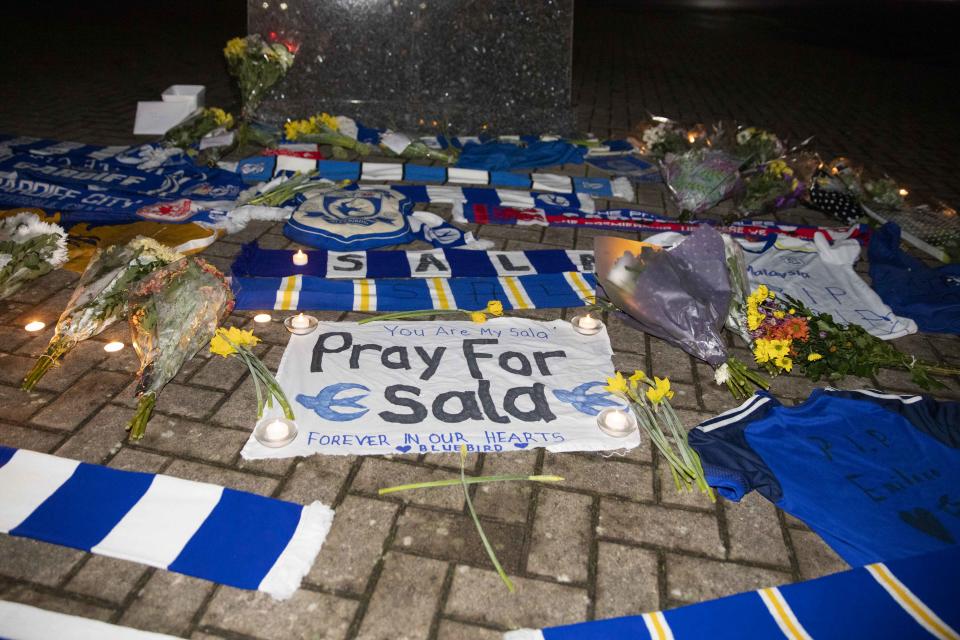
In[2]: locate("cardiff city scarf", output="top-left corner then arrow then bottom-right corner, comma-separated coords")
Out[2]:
505,544 -> 960,640
231,271 -> 596,311
0,446 -> 333,600
233,242 -> 595,279
0,135 -> 246,227
459,203 -> 872,244
235,156 -> 633,201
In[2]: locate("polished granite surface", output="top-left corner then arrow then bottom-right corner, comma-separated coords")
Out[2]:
249,0 -> 575,135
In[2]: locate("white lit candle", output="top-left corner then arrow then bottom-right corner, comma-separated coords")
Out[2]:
597,408 -> 636,438
579,313 -> 600,330
264,419 -> 289,440
604,410 -> 628,430
24,321 -> 45,332
291,313 -> 310,329
253,313 -> 272,323
292,249 -> 308,266
103,341 -> 125,353
898,188 -> 909,197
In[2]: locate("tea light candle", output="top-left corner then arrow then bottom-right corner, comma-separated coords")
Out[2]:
24,321 -> 45,332
292,249 -> 308,266
253,313 -> 272,323
103,341 -> 125,353
253,416 -> 298,447
264,419 -> 289,440
597,408 -> 637,438
571,313 -> 603,336
291,313 -> 310,329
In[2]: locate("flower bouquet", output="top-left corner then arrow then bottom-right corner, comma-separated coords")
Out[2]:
746,285 -> 960,389
605,370 -> 713,500
127,257 -> 234,439
163,107 -> 234,150
224,34 -> 295,120
661,149 -> 741,218
0,212 -> 68,301
22,237 -> 182,391
209,326 -> 293,420
592,228 -> 768,400
737,159 -> 805,216
627,118 -> 688,158
733,127 -> 785,168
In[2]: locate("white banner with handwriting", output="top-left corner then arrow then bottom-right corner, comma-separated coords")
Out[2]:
241,318 -> 638,458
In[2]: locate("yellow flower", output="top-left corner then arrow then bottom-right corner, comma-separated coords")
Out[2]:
773,310 -> 785,319
605,372 -> 629,396
645,376 -> 674,404
207,107 -> 234,128
788,308 -> 796,315
470,312 -> 487,324
486,300 -> 504,317
773,356 -> 793,372
317,113 -> 339,131
223,37 -> 246,60
753,338 -> 791,364
807,353 -> 823,361
628,370 -> 646,391
209,326 -> 260,357
284,118 -> 318,141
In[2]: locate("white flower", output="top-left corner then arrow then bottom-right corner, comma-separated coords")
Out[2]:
714,362 -> 731,385
0,253 -> 12,270
736,129 -> 752,145
642,122 -> 670,148
128,236 -> 184,264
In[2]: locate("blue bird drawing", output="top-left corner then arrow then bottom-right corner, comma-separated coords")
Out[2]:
552,381 -> 625,416
297,383 -> 371,422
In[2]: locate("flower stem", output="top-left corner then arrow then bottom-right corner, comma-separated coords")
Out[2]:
22,336 -> 73,391
379,474 -> 563,496
127,392 -> 157,440
460,448 -> 514,593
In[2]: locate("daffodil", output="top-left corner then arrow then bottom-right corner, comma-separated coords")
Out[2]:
605,372 -> 629,396
207,107 -> 234,128
317,113 -> 339,131
470,312 -> 487,324
223,37 -> 246,59
645,376 -> 674,404
486,300 -> 504,317
807,353 -> 823,362
210,326 -> 260,357
628,370 -> 646,392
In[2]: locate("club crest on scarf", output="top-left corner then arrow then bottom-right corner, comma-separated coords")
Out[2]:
286,186 -> 414,250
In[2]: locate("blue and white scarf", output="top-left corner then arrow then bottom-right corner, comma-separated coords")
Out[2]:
235,156 -> 633,201
0,446 -> 333,600
233,242 -> 595,279
232,270 -> 596,311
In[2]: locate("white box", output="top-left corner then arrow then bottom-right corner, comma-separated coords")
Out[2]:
133,101 -> 196,136
161,84 -> 206,111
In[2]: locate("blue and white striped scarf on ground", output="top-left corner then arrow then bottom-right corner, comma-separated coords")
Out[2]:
0,446 -> 332,600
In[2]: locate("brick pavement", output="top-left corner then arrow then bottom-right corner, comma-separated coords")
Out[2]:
1,5 -> 959,640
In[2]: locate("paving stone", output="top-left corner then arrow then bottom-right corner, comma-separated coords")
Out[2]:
66,555 -> 148,605
279,455 -> 356,506
605,315 -> 646,355
445,566 -> 590,629
647,336 -> 696,383
149,382 -> 224,420
352,459 -> 465,511
472,451 -> 538,523
0,384 -> 53,422
542,452 -> 653,503
655,463 -> 717,511
0,536 -> 85,586
163,459 -> 279,496
202,586 -> 357,640
393,506 -> 524,573
29,370 -> 129,430
789,529 -> 849,581
0,583 -> 115,621
120,570 -> 213,636
665,553 -> 792,604
527,489 -> 592,583
597,500 -> 725,558
356,552 -> 447,640
595,542 -> 660,618
306,495 -> 398,594
0,324 -> 35,353
53,403 -> 131,464
31,340 -> 111,393
188,353 -> 248,390
107,447 -> 169,473
127,413 -> 249,465
0,421 -> 62,451
209,376 -> 260,429
723,493 -> 791,568
436,620 -> 503,640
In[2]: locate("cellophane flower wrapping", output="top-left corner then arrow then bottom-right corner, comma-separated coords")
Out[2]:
22,237 -> 183,390
224,34 -> 295,118
662,149 -> 741,216
0,212 -> 68,300
127,257 -> 234,438
594,226 -> 732,367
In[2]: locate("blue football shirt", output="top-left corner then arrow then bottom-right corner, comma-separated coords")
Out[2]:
689,388 -> 960,566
